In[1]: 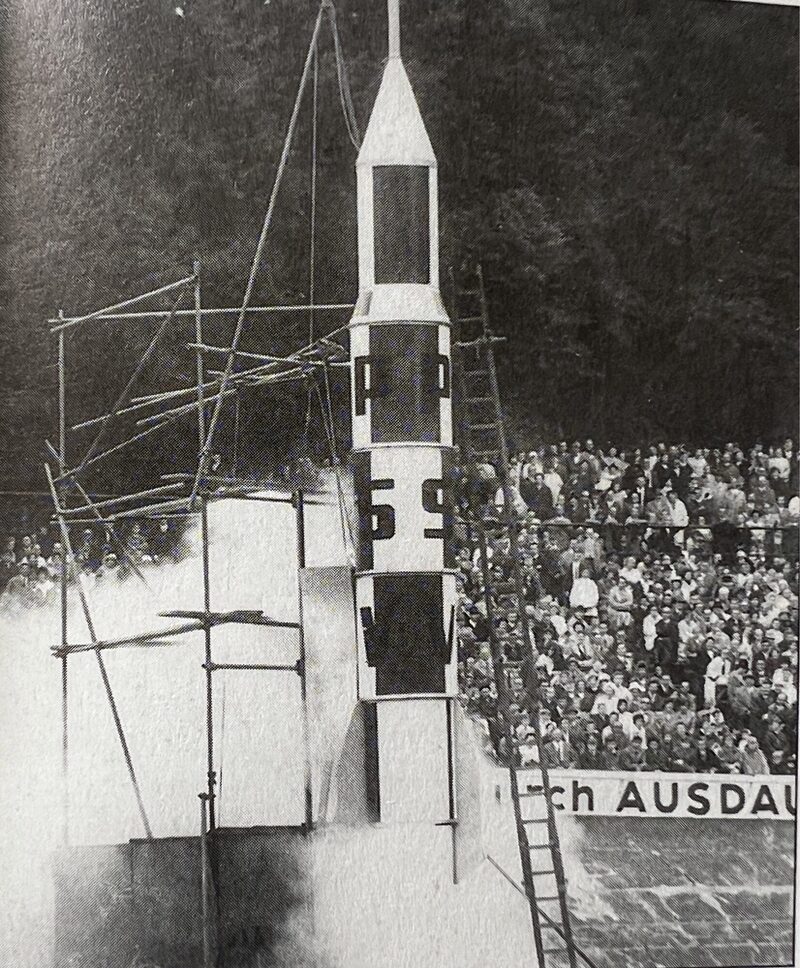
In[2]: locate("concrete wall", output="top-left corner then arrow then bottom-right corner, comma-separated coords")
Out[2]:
53,829 -> 311,968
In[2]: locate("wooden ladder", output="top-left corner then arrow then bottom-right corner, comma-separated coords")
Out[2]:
450,264 -> 584,968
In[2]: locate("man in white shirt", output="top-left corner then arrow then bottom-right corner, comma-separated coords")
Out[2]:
667,489 -> 689,546
642,606 -> 660,657
703,645 -> 732,708
772,658 -> 795,702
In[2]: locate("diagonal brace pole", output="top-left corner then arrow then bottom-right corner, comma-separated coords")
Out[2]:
73,288 -> 188,478
190,3 -> 326,506
45,463 -> 154,839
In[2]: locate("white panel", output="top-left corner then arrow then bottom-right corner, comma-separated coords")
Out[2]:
369,447 -> 444,573
300,567 -> 361,822
211,623 -> 298,668
350,324 -> 371,451
303,498 -> 351,568
354,575 -> 376,698
357,166 -> 374,290
213,670 -> 304,828
377,700 -> 450,823
438,324 -> 452,447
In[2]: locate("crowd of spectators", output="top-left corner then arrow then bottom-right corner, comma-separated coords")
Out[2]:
458,439 -> 799,776
0,513 -> 188,612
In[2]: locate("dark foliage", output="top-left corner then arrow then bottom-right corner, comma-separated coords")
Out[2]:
0,0 -> 797,491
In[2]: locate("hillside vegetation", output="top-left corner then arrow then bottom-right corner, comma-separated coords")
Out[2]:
1,0 -> 797,491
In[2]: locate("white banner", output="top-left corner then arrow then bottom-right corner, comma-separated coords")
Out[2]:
513,770 -> 796,820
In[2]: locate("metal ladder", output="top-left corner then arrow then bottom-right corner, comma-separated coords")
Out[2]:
450,264 -> 582,968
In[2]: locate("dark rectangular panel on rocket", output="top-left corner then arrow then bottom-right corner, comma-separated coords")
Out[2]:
363,574 -> 452,695
373,166 -> 430,284
369,324 -> 445,443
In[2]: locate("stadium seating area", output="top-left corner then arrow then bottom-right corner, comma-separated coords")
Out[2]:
457,439 -> 799,775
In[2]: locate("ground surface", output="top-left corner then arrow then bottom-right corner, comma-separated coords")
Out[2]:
568,817 -> 795,968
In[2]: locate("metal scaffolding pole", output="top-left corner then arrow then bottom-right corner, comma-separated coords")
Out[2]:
200,497 -> 216,829
199,793 -> 215,968
294,489 -> 313,830
48,303 -> 354,325
50,274 -> 196,333
194,260 -> 206,453
57,318 -> 69,847
46,464 -> 154,839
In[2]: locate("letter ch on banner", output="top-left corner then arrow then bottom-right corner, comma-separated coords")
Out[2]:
508,771 -> 797,821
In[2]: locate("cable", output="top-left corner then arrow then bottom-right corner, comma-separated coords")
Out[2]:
326,3 -> 361,150
309,42 -> 319,346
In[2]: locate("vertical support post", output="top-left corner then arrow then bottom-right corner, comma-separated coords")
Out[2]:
57,318 -> 69,847
200,497 -> 216,829
199,793 -> 214,968
446,697 -> 458,885
294,489 -> 313,830
194,260 -> 206,453
58,323 -> 66,472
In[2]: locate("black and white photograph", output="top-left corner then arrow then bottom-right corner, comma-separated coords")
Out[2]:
0,0 -> 797,966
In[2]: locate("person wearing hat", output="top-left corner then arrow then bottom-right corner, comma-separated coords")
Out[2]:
2,560 -> 33,610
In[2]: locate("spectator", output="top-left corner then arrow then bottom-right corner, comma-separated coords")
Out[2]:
618,735 -> 647,771
739,735 -> 770,775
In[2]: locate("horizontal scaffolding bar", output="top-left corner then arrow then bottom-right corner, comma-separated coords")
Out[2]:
102,497 -> 195,520
188,343 -> 349,368
57,513 -> 195,525
49,303 -> 355,326
205,662 -> 301,673
53,620 -> 207,655
60,483 -> 186,516
50,275 -> 197,333
0,489 -> 116,499
53,609 -> 298,656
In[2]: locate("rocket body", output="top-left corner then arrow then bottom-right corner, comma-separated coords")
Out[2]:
349,50 -> 458,823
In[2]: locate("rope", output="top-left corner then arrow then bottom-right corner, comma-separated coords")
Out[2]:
309,42 -> 319,346
191,3 -> 327,506
326,3 -> 361,150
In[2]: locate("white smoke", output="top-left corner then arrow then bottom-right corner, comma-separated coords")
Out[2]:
0,484 -> 609,968
0,492 -> 346,968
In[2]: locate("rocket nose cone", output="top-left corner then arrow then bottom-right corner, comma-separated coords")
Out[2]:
357,59 -> 436,168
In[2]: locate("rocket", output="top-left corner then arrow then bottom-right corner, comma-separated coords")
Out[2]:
349,0 -> 458,825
